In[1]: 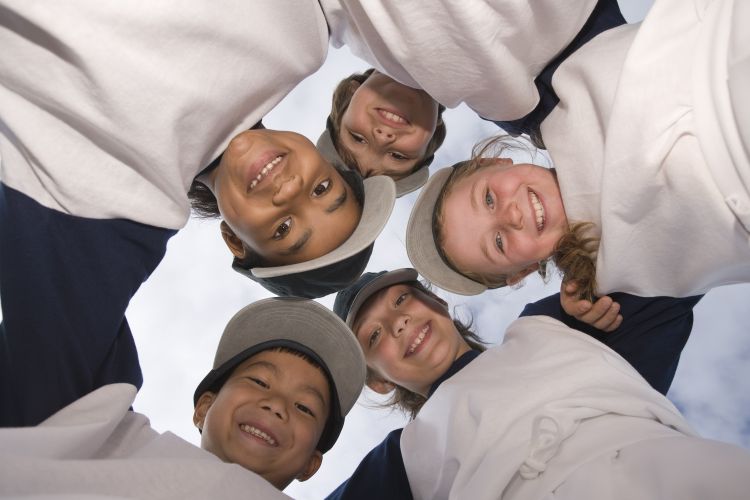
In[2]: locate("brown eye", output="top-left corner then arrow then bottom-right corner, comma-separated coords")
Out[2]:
273,217 -> 292,239
313,179 -> 331,197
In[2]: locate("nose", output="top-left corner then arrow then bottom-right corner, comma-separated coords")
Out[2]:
261,394 -> 288,421
501,201 -> 523,230
372,126 -> 396,147
391,314 -> 408,338
272,174 -> 303,206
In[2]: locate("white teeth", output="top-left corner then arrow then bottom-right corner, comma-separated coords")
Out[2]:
240,424 -> 276,446
249,155 -> 282,191
408,325 -> 429,354
529,190 -> 545,232
382,110 -> 406,124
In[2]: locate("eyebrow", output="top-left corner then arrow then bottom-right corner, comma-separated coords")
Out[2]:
280,229 -> 312,257
470,179 -> 480,212
325,189 -> 347,214
244,360 -> 279,375
300,384 -> 328,410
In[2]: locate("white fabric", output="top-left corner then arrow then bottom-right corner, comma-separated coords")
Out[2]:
400,316 -> 702,500
321,0 -> 597,120
0,384 -> 289,499
542,0 -> 750,297
536,435 -> 750,500
0,1 -> 328,229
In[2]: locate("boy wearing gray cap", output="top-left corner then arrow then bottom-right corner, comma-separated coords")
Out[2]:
0,298 -> 365,498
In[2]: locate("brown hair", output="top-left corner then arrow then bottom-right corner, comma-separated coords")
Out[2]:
328,69 -> 447,175
368,280 -> 486,419
433,135 -> 598,296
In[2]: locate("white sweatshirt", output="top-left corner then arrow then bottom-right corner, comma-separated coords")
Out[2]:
0,384 -> 289,499
0,1 -> 328,229
542,0 -> 750,297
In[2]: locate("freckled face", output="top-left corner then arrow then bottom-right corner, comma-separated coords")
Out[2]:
352,284 -> 470,396
339,71 -> 439,179
441,160 -> 568,280
196,350 -> 330,490
208,129 -> 361,265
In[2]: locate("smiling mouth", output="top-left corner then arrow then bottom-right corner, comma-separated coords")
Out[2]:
529,189 -> 545,232
377,108 -> 409,126
406,324 -> 429,356
249,155 -> 284,191
239,423 -> 278,446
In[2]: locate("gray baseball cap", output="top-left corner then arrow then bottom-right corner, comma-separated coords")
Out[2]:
406,164 -> 487,296
317,127 -> 429,197
333,268 -> 419,327
193,297 -> 366,453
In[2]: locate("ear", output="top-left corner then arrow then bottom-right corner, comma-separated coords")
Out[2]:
366,376 -> 396,395
220,221 -> 247,260
506,263 -> 539,286
296,450 -> 323,482
193,392 -> 216,431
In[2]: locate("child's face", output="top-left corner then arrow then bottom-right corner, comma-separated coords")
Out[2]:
440,159 -> 568,282
194,350 -> 330,490
351,284 -> 470,397
339,71 -> 438,179
211,129 -> 361,266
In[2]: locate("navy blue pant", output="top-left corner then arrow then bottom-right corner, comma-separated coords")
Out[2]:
0,184 -> 174,426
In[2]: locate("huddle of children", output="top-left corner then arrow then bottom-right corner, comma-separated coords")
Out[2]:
1,0 -> 749,498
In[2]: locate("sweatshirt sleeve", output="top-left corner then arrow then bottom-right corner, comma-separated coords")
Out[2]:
326,429 -> 412,500
521,293 -> 703,395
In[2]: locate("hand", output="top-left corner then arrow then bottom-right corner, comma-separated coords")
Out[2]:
560,281 -> 622,332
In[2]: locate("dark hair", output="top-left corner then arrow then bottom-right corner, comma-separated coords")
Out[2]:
369,280 -> 486,419
188,179 -> 220,218
328,69 -> 447,176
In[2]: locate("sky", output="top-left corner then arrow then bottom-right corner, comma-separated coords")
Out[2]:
121,1 -> 750,498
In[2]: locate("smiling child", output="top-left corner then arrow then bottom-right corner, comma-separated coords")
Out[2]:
327,269 -> 750,500
0,298 -> 366,498
317,69 -> 446,197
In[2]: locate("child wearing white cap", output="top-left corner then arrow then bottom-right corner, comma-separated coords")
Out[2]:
0,298 -> 365,498
406,0 -> 749,303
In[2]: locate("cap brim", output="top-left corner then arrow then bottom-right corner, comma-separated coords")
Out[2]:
394,167 -> 429,197
344,268 -> 419,327
195,298 -> 366,416
252,175 -> 396,279
406,167 -> 487,296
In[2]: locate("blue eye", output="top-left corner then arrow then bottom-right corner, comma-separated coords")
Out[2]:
495,233 -> 504,252
485,189 -> 494,209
